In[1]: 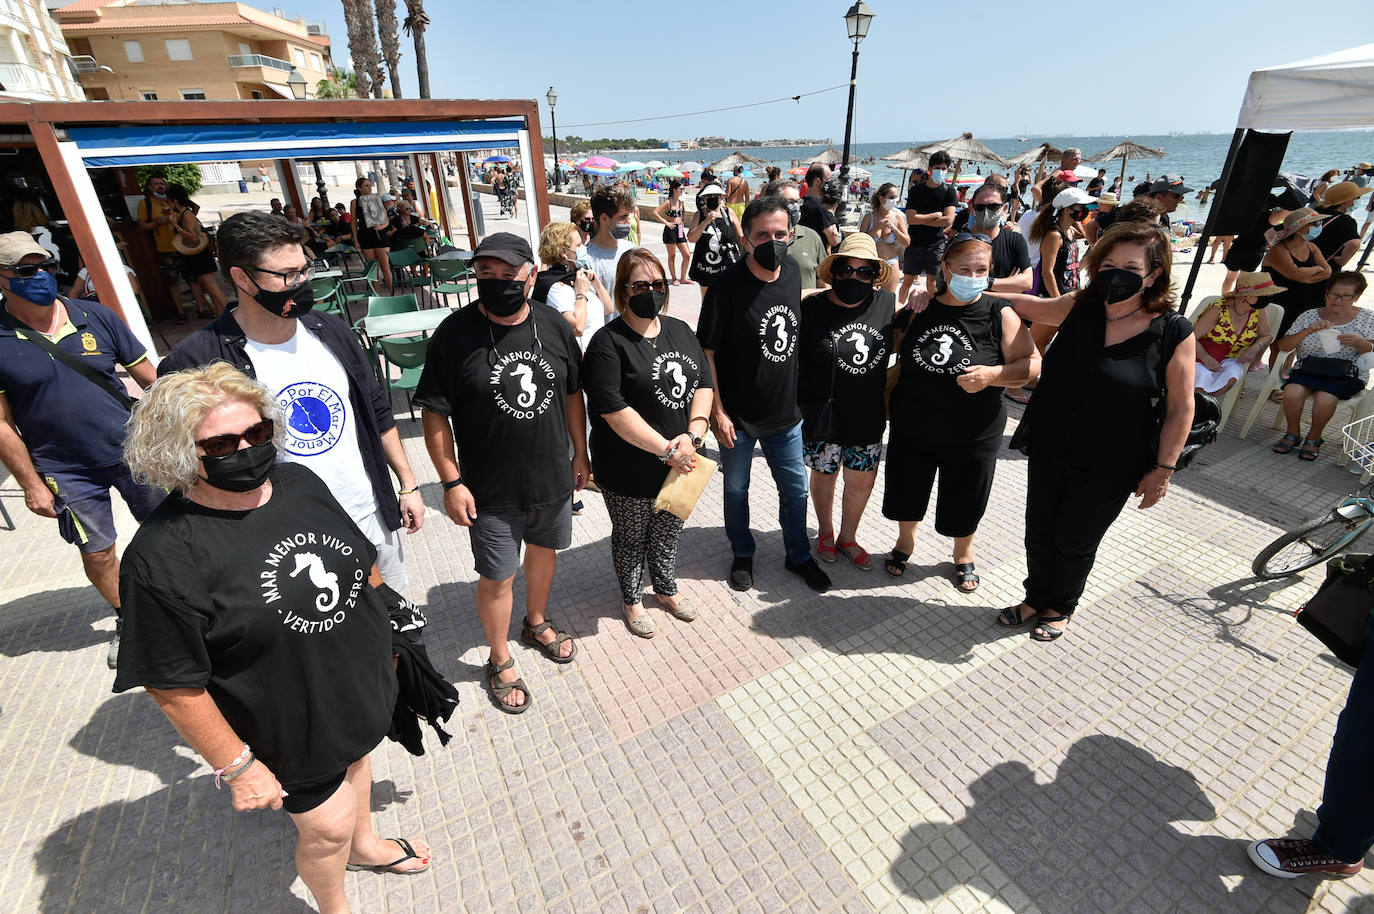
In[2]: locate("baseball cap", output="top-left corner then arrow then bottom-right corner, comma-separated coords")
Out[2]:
0,231 -> 49,267
1052,188 -> 1096,210
1150,173 -> 1193,196
472,231 -> 534,267
1054,169 -> 1081,184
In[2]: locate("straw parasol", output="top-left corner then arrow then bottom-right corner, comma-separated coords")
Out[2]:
1087,139 -> 1165,185
917,132 -> 1010,169
881,147 -> 929,191
1004,143 -> 1062,168
711,150 -> 770,171
806,145 -> 842,166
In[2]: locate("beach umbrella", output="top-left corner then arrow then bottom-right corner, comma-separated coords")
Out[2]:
677,161 -> 704,172
654,166 -> 684,178
616,161 -> 649,173
582,155 -> 619,170
1087,139 -> 1165,185
1004,143 -> 1062,168
741,169 -> 755,178
645,160 -> 668,170
848,166 -> 871,179
882,147 -> 929,168
787,166 -> 807,176
579,164 -> 617,176
918,132 -> 1010,169
806,145 -> 842,165
712,150 -> 770,171
483,154 -> 512,164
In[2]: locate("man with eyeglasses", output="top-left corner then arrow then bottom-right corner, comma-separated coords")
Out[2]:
0,232 -> 163,668
698,196 -> 831,594
161,212 -> 426,596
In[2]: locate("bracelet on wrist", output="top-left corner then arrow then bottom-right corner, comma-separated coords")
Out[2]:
658,442 -> 678,464
441,477 -> 464,490
213,745 -> 252,788
218,755 -> 256,788
398,486 -> 418,495
1155,463 -> 1179,471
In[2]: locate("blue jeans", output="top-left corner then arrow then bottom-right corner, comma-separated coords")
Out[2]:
719,421 -> 811,564
1312,613 -> 1374,863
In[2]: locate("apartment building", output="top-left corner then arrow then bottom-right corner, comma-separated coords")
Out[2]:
55,0 -> 331,102
0,0 -> 85,101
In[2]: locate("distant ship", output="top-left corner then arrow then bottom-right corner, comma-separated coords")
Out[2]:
1017,124 -> 1028,142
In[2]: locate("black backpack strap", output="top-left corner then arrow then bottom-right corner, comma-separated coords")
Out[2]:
0,307 -> 135,411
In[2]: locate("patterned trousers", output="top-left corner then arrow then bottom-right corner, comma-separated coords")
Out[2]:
602,490 -> 685,606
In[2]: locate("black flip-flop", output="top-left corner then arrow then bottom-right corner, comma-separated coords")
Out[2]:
953,562 -> 980,592
884,549 -> 909,578
346,837 -> 430,875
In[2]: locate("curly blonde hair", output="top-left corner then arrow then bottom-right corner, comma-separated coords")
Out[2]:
124,362 -> 283,497
538,222 -> 579,267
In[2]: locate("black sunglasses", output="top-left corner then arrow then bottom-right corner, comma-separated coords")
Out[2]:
951,233 -> 993,245
832,264 -> 882,281
197,418 -> 274,458
9,260 -> 59,278
970,203 -> 1004,213
628,279 -> 669,295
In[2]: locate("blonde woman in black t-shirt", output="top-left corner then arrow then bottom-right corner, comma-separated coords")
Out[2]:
116,363 -> 432,903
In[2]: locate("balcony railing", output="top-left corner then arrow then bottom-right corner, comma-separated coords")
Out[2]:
69,56 -> 102,75
227,54 -> 292,72
305,20 -> 328,36
0,63 -> 45,91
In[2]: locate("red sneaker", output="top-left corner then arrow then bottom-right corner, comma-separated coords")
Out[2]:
1247,838 -> 1363,878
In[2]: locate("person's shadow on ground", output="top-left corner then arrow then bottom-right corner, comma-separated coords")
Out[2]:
37,692 -> 408,913
0,586 -> 112,657
893,734 -> 1329,912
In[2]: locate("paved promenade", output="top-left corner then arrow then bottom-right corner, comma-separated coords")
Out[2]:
2,195 -> 1372,912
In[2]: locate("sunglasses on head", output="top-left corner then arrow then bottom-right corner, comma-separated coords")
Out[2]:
197,418 -> 274,458
951,232 -> 993,245
628,279 -> 668,294
832,264 -> 882,281
9,260 -> 58,278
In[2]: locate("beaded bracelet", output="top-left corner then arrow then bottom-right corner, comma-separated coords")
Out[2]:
213,745 -> 252,789
218,755 -> 255,788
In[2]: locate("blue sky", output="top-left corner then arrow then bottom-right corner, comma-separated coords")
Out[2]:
291,0 -> 1374,141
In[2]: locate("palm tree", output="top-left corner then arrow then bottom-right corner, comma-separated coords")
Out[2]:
374,0 -> 403,99
401,0 -> 430,99
341,0 -> 384,99
315,66 -> 359,99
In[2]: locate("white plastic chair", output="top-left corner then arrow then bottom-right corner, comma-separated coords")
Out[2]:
1193,299 -> 1282,432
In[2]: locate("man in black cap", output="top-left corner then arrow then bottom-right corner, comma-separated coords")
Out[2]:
1148,173 -> 1193,232
415,232 -> 588,714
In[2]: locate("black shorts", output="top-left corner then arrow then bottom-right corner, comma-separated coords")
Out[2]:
356,226 -> 387,250
281,767 -> 348,814
902,239 -> 945,276
662,224 -> 686,245
882,433 -> 1000,538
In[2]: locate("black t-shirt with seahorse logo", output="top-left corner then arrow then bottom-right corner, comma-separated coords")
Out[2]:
696,256 -> 803,438
797,288 -> 895,445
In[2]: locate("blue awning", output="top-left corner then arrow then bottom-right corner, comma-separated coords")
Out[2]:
67,119 -> 524,166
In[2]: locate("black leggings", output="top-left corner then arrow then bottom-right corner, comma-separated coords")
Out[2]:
602,491 -> 684,606
1023,457 -> 1132,616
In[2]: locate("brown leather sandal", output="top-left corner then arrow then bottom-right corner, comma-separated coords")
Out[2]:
521,617 -> 577,663
485,657 -> 531,714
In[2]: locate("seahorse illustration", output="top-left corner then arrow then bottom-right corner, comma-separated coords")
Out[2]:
771,314 -> 790,353
847,331 -> 870,365
511,363 -> 537,407
930,333 -> 955,366
290,552 -> 339,612
704,223 -> 723,265
665,361 -> 687,400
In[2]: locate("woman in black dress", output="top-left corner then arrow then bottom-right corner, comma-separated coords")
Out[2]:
884,233 -> 1038,590
798,233 -> 898,571
1263,207 -> 1333,348
117,363 -> 432,906
999,221 -> 1196,641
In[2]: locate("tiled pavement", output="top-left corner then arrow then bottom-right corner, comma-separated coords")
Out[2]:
3,205 -> 1374,912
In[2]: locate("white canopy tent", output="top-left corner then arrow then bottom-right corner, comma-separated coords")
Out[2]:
1180,43 -> 1374,308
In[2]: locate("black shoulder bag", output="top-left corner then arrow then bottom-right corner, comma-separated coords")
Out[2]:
799,331 -> 842,442
1296,552 -> 1374,667
0,309 -> 136,411
1150,311 -> 1218,469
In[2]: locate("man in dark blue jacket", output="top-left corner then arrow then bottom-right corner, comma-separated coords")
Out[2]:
159,213 -> 425,590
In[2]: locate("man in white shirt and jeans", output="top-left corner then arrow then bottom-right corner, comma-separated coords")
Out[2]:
160,212 -> 425,591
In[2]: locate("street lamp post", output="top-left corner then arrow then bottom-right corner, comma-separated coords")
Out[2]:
547,86 -> 561,192
287,66 -> 329,211
839,1 -> 874,177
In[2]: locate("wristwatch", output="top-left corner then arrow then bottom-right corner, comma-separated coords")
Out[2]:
690,432 -> 704,449
441,477 -> 464,490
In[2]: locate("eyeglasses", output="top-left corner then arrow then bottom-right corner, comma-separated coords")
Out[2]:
8,260 -> 59,278
197,418 -> 274,458
628,279 -> 669,294
252,259 -> 315,288
831,264 -> 882,281
950,233 -> 993,245
1328,291 -> 1359,302
969,204 -> 1003,213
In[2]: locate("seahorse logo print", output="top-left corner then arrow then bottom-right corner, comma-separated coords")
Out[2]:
511,363 -> 537,407
930,333 -> 955,366
290,552 -> 339,612
665,361 -> 687,400
847,331 -> 870,366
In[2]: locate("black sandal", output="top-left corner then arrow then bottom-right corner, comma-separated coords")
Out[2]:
1299,438 -> 1323,462
1031,613 -> 1069,642
884,549 -> 910,578
953,562 -> 980,592
346,837 -> 431,874
1273,432 -> 1300,454
484,657 -> 531,714
521,616 -> 576,663
997,603 -> 1037,627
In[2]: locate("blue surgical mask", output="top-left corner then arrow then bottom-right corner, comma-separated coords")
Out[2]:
946,272 -> 987,302
930,169 -> 948,185
7,269 -> 59,307
1305,226 -> 1322,240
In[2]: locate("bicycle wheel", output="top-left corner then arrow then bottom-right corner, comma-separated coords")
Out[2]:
1251,511 -> 1372,578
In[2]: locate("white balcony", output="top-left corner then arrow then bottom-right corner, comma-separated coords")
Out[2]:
227,53 -> 292,72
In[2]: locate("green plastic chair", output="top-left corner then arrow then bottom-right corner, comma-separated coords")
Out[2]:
310,279 -> 343,316
339,260 -> 381,322
376,335 -> 431,421
354,293 -> 419,329
387,247 -> 431,298
427,257 -> 476,307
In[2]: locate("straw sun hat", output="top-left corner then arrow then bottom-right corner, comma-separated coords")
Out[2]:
1223,271 -> 1287,299
817,232 -> 892,287
1272,206 -> 1327,243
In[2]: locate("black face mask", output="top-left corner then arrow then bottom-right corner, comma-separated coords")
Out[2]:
752,239 -> 788,271
1097,268 -> 1146,305
477,276 -> 528,317
200,440 -> 277,493
832,278 -> 873,305
627,289 -> 665,319
247,275 -> 315,319
577,218 -> 595,234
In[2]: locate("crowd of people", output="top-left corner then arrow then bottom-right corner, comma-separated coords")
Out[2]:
3,141 -> 1374,901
